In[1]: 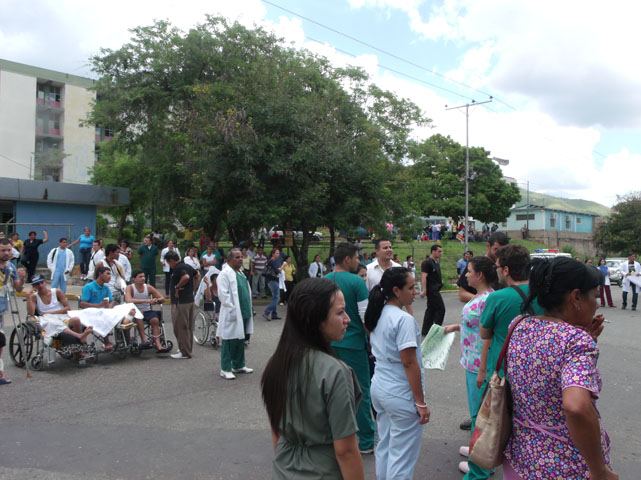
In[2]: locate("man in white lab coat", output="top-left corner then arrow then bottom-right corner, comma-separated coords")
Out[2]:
217,248 -> 254,380
46,238 -> 75,293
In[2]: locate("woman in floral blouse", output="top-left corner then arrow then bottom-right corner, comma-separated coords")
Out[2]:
504,257 -> 617,480
457,256 -> 497,460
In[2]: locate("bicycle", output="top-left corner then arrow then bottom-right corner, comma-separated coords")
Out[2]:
193,301 -> 219,349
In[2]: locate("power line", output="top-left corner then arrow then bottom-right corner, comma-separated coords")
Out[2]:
263,0 -> 614,163
0,152 -> 30,170
305,36 -> 475,101
263,0 -> 505,106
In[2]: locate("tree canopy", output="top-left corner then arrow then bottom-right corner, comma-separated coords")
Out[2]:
87,16 -> 517,273
595,192 -> 641,255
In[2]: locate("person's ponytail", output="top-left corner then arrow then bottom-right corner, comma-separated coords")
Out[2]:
365,285 -> 387,332
364,267 -> 411,332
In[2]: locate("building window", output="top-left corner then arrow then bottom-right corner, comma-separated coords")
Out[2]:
550,213 -> 557,228
104,127 -> 115,138
576,217 -> 582,224
515,214 -> 535,221
565,215 -> 572,230
49,86 -> 62,103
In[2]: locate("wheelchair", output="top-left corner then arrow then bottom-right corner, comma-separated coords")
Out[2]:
130,308 -> 173,355
193,301 -> 219,349
9,317 -> 97,371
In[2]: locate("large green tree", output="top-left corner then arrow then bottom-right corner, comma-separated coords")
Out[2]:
409,134 -> 520,223
595,192 -> 641,255
86,17 -> 428,274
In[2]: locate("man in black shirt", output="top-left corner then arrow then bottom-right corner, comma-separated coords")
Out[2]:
457,231 -> 509,302
420,244 -> 444,336
166,251 -> 200,359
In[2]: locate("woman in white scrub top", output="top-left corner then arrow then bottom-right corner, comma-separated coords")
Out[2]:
365,267 -> 430,480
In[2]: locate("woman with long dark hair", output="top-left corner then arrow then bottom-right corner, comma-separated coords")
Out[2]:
597,258 -> 615,307
457,256 -> 497,465
503,257 -> 617,479
365,267 -> 428,479
261,278 -> 364,479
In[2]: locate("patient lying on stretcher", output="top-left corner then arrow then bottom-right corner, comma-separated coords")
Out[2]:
26,274 -> 94,345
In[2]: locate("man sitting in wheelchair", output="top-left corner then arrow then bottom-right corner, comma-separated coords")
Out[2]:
80,266 -> 136,351
125,270 -> 169,352
27,274 -> 94,347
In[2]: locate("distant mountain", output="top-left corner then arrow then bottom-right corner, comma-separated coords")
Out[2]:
515,188 -> 611,217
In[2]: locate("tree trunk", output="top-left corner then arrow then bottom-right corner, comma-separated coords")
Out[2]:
329,225 -> 336,258
118,209 -> 128,240
291,227 -> 316,280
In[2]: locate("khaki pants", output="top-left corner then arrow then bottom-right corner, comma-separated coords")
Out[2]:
171,302 -> 195,357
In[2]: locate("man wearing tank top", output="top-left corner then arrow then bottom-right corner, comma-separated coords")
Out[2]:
26,274 -> 93,344
125,270 -> 168,352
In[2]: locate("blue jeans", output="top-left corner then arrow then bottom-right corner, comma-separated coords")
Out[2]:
264,280 -> 280,318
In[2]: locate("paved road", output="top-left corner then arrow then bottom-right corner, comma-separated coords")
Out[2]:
1,287 -> 639,479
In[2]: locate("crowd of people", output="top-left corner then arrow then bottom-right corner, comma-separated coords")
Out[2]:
261,236 -> 617,480
0,226 -> 621,479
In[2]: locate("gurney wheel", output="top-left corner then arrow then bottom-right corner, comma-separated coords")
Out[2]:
31,354 -> 43,371
165,340 -> 173,352
130,344 -> 142,356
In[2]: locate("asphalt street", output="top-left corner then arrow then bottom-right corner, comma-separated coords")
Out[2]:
1,286 -> 639,479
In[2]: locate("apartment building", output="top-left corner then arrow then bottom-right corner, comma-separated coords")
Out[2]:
0,59 -> 127,261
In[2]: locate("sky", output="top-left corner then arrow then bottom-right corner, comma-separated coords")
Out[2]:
1,0 -> 640,207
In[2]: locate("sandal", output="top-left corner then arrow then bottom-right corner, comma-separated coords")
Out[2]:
155,346 -> 171,353
0,378 -> 12,385
103,344 -> 114,352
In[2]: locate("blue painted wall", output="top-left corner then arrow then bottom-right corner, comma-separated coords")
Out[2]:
15,201 -> 96,265
545,209 -> 593,233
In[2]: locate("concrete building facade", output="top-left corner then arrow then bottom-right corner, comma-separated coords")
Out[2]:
0,59 -> 97,183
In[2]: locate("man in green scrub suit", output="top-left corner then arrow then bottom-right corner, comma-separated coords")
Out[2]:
218,249 -> 254,379
137,235 -> 159,287
325,242 -> 375,454
463,244 -> 543,479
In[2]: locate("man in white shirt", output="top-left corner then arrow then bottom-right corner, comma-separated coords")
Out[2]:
366,239 -> 413,315
308,255 -> 326,278
46,237 -> 75,293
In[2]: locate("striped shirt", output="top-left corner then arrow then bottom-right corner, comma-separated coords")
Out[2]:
252,254 -> 267,273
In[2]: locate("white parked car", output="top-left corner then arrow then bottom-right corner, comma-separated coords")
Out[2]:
268,227 -> 324,241
605,258 -> 625,286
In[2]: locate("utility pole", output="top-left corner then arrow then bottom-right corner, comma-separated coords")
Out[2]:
446,98 -> 493,251
526,181 -> 530,235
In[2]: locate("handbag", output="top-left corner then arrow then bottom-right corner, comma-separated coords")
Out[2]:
469,313 -> 528,470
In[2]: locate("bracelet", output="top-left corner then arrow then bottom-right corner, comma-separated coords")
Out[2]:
415,402 -> 428,408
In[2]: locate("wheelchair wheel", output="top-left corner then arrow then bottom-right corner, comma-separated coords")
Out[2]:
193,311 -> 210,345
9,325 -> 34,367
31,354 -> 44,371
130,343 -> 142,356
164,340 -> 173,352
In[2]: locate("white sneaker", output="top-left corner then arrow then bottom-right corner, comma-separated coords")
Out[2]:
220,370 -> 236,380
170,352 -> 189,359
232,366 -> 254,374
459,446 -> 470,457
458,461 -> 470,474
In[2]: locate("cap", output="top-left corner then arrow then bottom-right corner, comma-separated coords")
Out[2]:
31,274 -> 46,285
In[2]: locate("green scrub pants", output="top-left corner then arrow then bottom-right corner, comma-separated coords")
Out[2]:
333,346 -> 375,451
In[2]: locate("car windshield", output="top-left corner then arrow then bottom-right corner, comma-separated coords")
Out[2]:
606,261 -> 621,268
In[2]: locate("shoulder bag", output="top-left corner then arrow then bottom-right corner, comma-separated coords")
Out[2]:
469,308 -> 529,470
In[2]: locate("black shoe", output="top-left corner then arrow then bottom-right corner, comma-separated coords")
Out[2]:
633,307 -> 637,311
459,419 -> 472,431
622,306 -> 627,309
272,315 -> 282,320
